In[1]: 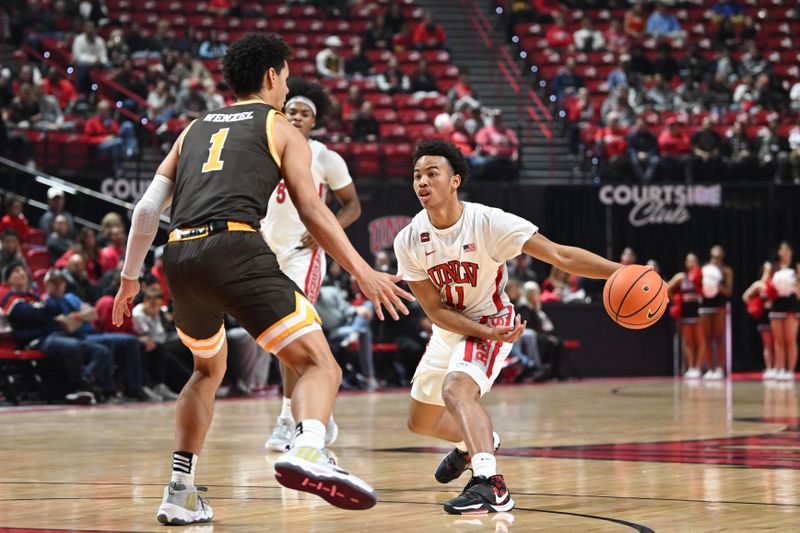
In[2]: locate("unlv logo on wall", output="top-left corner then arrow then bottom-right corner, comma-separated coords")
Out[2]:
368,216 -> 412,255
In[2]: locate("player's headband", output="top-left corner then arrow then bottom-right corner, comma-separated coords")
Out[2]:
285,96 -> 317,116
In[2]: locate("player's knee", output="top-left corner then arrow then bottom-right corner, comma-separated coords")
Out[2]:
441,382 -> 467,410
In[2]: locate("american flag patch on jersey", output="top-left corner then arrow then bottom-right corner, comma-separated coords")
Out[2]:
463,243 -> 477,252
421,232 -> 430,243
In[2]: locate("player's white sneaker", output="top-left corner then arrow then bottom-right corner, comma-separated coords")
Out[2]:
763,368 -> 778,380
266,416 -> 295,451
777,369 -> 795,381
704,368 -> 724,380
683,368 -> 701,379
274,446 -> 377,510
325,417 -> 339,446
156,482 -> 213,525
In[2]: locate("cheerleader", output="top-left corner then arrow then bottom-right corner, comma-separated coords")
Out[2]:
668,253 -> 705,378
698,245 -> 734,379
765,241 -> 799,381
742,262 -> 774,379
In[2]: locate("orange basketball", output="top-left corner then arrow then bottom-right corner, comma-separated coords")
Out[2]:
603,265 -> 669,330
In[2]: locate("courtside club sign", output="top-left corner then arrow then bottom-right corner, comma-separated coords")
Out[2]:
599,185 -> 722,227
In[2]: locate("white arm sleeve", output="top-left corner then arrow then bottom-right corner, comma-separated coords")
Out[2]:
121,174 -> 174,280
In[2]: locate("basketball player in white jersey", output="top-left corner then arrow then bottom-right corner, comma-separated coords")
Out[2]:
394,140 -> 623,514
262,78 -> 362,451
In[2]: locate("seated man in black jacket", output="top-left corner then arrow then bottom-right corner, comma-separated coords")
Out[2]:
1,261 -> 113,403
519,281 -> 566,380
627,118 -> 660,182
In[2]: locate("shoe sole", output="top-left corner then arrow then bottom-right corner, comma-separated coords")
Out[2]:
444,497 -> 515,515
274,455 -> 378,510
156,503 -> 213,525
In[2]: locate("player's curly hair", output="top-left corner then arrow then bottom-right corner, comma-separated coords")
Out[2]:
413,140 -> 469,185
222,34 -> 292,98
286,77 -> 331,123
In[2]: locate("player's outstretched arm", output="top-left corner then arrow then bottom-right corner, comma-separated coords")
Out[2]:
407,278 -> 526,343
277,117 -> 413,320
112,132 -> 182,326
523,233 -> 622,280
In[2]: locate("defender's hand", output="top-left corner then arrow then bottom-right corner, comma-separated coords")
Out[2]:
112,277 -> 140,327
355,270 -> 415,321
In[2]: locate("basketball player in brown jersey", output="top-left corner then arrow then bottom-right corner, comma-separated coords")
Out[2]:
111,34 -> 413,524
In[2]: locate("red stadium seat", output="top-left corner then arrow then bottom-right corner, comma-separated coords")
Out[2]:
27,229 -> 46,247
349,143 -> 381,178
379,123 -> 407,141
26,249 -> 51,272
380,143 -> 412,179
405,124 -> 437,141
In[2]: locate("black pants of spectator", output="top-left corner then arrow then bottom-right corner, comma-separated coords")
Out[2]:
685,154 -> 725,183
629,151 -> 660,182
75,63 -> 95,94
147,341 -> 192,392
726,156 -> 758,182
759,153 -> 790,183
537,333 -> 565,380
599,154 -> 630,182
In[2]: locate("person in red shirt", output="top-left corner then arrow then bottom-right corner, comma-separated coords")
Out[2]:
98,224 -> 126,274
658,118 -> 691,180
412,11 -> 448,50
0,197 -> 30,243
546,12 -> 573,49
84,100 -> 138,175
41,68 -> 77,111
594,112 -> 628,179
474,111 -> 520,180
150,246 -> 169,301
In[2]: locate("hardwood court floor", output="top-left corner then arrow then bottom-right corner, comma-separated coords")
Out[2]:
1,378 -> 799,532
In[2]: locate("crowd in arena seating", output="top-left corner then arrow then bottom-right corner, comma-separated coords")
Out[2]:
0,0 -> 527,180
499,0 -> 800,183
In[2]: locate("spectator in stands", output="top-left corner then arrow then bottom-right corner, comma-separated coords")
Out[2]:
522,280 -> 565,380
0,198 -> 30,243
646,3 -> 686,42
679,43 -> 711,84
646,74 -> 676,112
658,118 -> 691,180
757,118 -> 790,182
39,187 -> 74,236
594,112 -> 628,179
624,3 -> 646,39
198,29 -> 228,60
351,101 -> 379,141
545,12 -> 573,49
31,84 -> 64,130
98,224 -> 125,273
447,69 -> 480,113
687,117 -> 728,182
607,54 -> 633,91
3,262 -> 110,404
713,49 -> 738,84
0,229 -> 26,275
573,16 -> 604,52
475,110 -> 519,180
57,227 -> 101,282
79,0 -> 110,25
712,0 -> 744,24
47,215 -> 73,263
222,315 -> 263,397
344,40 -> 373,79
175,26 -> 201,56
413,11 -> 447,51
41,68 -> 77,112
726,119 -> 757,181
733,74 -> 756,111
739,15 -> 760,45
63,254 -> 99,304
448,112 -> 483,169
149,246 -> 168,300
207,0 -> 231,16
550,56 -> 583,104
43,267 -> 155,401
84,100 -> 138,174
376,55 -> 410,94
106,28 -> 129,66
754,73 -> 789,113
391,25 -> 413,53
507,255 -> 538,283
362,12 -> 392,51
675,80 -> 707,113
628,118 -> 660,182
71,20 -> 108,93
600,86 -> 636,127
316,35 -> 345,79
98,212 -> 123,249
132,287 -> 184,400
706,72 -> 734,110
715,18 -> 738,50
604,19 -> 629,53
147,79 -> 174,123
172,51 -> 212,88
533,0 -> 563,22
565,87 -> 594,153
342,85 -> 363,121
125,22 -> 157,59
620,247 -> 637,266
113,59 -> 148,112
409,59 -> 439,95
741,42 -> 768,78
503,279 -> 540,381
652,43 -> 679,83
629,43 -> 653,78
7,83 -> 40,128
788,120 -> 800,185
384,3 -> 406,35
174,78 -> 208,120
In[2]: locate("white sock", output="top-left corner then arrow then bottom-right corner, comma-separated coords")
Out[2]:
451,440 -> 467,452
171,451 -> 197,487
471,453 -> 497,478
493,431 -> 500,450
294,419 -> 325,449
280,397 -> 293,420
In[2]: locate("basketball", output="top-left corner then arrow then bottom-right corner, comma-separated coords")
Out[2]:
603,265 -> 669,330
